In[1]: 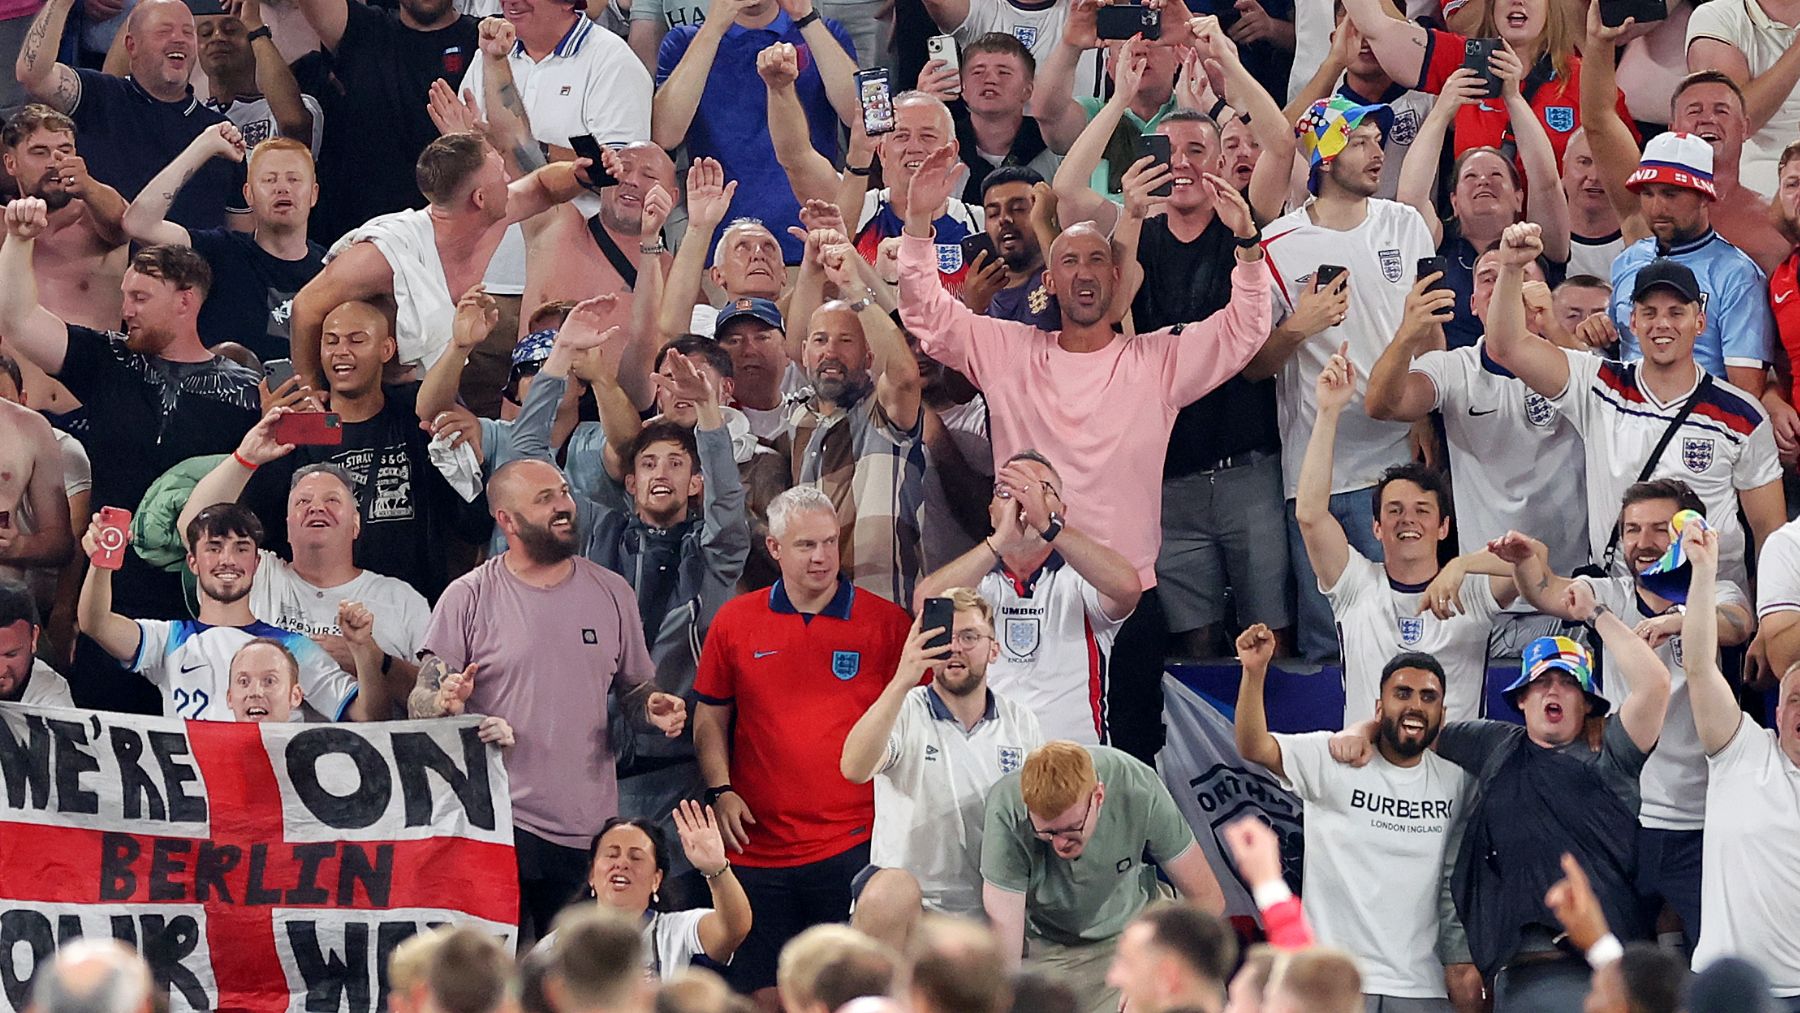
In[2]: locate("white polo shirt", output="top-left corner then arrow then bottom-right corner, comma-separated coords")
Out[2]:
1272,731 -> 1470,998
1411,341 -> 1589,576
462,16 -> 653,293
1578,574 -> 1748,831
1263,199 -> 1436,497
248,550 -> 431,664
871,684 -> 1043,916
1325,550 -> 1501,726
1547,351 -> 1779,590
1696,713 -> 1800,996
1687,0 -> 1800,198
978,553 -> 1130,744
1755,518 -> 1800,620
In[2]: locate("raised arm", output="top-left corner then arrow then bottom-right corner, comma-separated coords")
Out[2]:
1686,31 -> 1800,136
841,616 -> 938,782
1232,623 -> 1286,779
821,242 -> 922,430
1365,278 -> 1456,422
1680,524 -> 1740,754
785,0 -> 858,126
1338,0 -> 1428,89
1244,273 -> 1348,381
1294,343 -> 1356,589
1396,70 -> 1475,248
124,123 -> 247,249
418,286 -> 499,421
672,801 -> 753,962
616,184 -> 673,412
1579,6 -> 1648,244
651,0 -> 740,149
1000,460 -> 1141,617
241,0 -> 314,141
15,0 -> 82,112
1568,580 -> 1671,753
758,43 -> 846,204
1484,223 -> 1572,398
920,0 -> 969,35
1282,15 -> 1352,124
75,517 -> 144,663
1499,46 -> 1568,263
501,159 -> 587,226
1489,530 -> 1578,617
294,0 -> 347,52
1049,36 -> 1149,233
0,199 -> 72,376
179,410 -> 296,538
1031,0 -> 1102,154
659,159 -> 735,343
1191,16 -> 1292,224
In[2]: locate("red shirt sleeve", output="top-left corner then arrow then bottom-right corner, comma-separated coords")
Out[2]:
1261,895 -> 1317,950
693,606 -> 737,703
1419,28 -> 1467,92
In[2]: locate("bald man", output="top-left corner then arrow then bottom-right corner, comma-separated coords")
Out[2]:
416,457 -> 685,942
25,940 -> 153,1013
16,0 -> 250,230
240,299 -> 493,601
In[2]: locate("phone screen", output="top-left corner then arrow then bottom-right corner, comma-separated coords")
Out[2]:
857,69 -> 896,135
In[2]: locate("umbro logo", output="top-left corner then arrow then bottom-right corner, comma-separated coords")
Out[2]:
925,745 -> 939,761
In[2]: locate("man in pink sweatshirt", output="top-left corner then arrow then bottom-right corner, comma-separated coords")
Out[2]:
897,141 -> 1271,760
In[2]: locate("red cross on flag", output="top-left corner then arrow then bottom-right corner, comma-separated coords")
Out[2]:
0,705 -> 519,1012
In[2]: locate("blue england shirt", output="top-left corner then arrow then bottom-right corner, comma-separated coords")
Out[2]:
1610,229 -> 1774,377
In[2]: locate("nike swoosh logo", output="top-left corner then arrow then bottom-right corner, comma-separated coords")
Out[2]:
1778,291 -> 1795,304
1467,407 -> 1497,417
179,662 -> 205,673
753,650 -> 779,659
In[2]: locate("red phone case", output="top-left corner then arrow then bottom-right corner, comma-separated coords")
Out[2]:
271,411 -> 344,446
93,507 -> 131,571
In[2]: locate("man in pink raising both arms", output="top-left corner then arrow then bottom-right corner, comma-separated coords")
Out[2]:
897,137 -> 1271,763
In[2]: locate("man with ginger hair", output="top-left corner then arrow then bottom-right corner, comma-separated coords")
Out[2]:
979,741 -> 1225,1013
1264,949 -> 1364,1013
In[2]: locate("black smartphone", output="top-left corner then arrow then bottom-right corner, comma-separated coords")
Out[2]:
183,0 -> 227,16
1599,0 -> 1665,26
1095,2 -> 1162,40
1417,256 -> 1450,292
1315,264 -> 1348,289
960,232 -> 998,269
1137,133 -> 1173,198
566,135 -> 620,189
856,68 -> 896,136
1463,38 -> 1502,98
263,357 -> 295,391
921,597 -> 956,653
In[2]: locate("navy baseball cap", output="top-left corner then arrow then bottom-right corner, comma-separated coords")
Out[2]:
715,297 -> 785,333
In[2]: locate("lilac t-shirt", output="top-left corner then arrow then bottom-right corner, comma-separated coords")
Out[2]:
422,555 -> 655,848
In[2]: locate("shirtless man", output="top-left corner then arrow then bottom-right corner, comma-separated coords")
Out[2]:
287,131 -> 591,388
0,106 -> 128,418
520,142 -> 678,330
0,396 -> 73,577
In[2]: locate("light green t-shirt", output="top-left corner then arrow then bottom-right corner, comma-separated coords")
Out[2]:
1074,95 -> 1181,204
980,745 -> 1197,944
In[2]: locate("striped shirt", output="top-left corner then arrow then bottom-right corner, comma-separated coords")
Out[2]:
978,554 -> 1130,744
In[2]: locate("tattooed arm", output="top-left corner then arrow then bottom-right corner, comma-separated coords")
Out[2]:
482,50 -> 549,177
122,123 -> 247,248
16,0 -> 83,113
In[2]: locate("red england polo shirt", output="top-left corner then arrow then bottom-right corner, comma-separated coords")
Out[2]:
694,578 -> 911,868
1418,28 -> 1639,172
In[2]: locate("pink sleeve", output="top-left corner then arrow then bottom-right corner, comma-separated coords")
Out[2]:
1160,259 -> 1272,407
897,233 -> 1029,385
1260,896 -> 1315,950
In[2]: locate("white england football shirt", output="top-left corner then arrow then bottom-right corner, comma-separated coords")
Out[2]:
1755,518 -> 1800,620
1411,342 -> 1589,575
951,0 -> 1104,101
131,619 -> 357,721
1696,714 -> 1800,996
978,554 -> 1130,744
1325,550 -> 1500,726
249,550 -> 431,664
1263,199 -> 1437,497
1547,351 -> 1779,589
872,684 -> 1043,916
1579,574 -> 1748,831
1271,732 -> 1470,997
1568,232 -> 1625,281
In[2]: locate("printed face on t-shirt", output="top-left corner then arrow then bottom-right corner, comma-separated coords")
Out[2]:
225,641 -> 303,722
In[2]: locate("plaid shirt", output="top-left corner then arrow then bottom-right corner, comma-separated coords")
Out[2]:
783,389 -> 926,607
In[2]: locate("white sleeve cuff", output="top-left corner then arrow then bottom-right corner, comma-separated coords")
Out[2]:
1586,933 -> 1624,968
1252,881 -> 1295,910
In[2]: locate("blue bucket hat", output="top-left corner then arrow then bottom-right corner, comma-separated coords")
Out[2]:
1504,636 -> 1610,717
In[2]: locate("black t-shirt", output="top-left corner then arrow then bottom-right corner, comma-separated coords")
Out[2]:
1132,215 -> 1280,475
188,229 -> 327,361
70,71 -> 249,230
54,325 -> 261,615
310,4 -> 478,245
243,384 -> 489,601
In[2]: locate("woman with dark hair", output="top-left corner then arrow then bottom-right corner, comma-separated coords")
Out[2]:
581,801 -> 753,980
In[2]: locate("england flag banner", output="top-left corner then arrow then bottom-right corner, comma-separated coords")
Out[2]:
0,704 -> 518,1012
1157,675 -> 1304,924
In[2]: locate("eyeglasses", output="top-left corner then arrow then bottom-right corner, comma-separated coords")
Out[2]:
1031,792 -> 1097,842
950,631 -> 993,649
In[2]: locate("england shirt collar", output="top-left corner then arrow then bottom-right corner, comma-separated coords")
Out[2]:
768,576 -> 855,620
726,9 -> 795,38
924,684 -> 999,724
996,551 -> 1067,597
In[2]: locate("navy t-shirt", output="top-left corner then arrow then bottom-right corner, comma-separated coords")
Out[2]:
69,71 -> 248,230
188,229 -> 326,361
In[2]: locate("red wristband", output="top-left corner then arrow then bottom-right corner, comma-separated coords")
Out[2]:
232,451 -> 259,471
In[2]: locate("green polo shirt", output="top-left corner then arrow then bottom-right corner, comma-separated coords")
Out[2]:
980,745 -> 1197,944
1075,94 -> 1182,204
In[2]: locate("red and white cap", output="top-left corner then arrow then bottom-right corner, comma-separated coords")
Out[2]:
1625,132 -> 1717,200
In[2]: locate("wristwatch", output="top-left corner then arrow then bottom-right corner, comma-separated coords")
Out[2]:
703,784 -> 735,806
1040,512 -> 1063,543
246,25 -> 273,43
1587,602 -> 1611,625
640,239 -> 668,255
848,291 -> 878,313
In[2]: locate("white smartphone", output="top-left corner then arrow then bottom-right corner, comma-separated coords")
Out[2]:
928,34 -> 961,95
